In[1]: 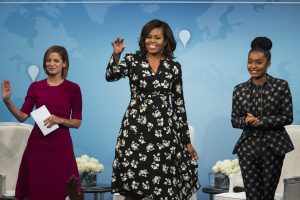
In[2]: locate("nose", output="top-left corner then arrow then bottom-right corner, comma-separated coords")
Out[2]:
248,62 -> 256,69
149,37 -> 156,43
47,61 -> 55,67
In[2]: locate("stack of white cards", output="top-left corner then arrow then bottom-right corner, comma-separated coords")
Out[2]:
30,105 -> 59,136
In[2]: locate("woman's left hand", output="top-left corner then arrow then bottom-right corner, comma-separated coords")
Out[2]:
186,143 -> 199,160
44,114 -> 64,128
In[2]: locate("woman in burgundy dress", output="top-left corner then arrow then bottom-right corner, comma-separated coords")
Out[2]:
2,45 -> 82,200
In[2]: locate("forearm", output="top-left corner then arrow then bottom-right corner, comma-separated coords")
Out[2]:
60,118 -> 81,129
260,114 -> 293,129
171,70 -> 190,144
231,116 -> 247,129
260,88 -> 293,129
106,55 -> 126,82
3,99 -> 28,122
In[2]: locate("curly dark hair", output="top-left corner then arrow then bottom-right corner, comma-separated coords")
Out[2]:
249,36 -> 272,61
138,19 -> 176,59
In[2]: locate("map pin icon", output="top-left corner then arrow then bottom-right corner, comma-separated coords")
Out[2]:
179,29 -> 191,48
28,65 -> 39,82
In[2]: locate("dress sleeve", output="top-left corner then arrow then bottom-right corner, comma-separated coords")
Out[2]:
20,83 -> 36,115
171,63 -> 190,145
71,84 -> 82,120
105,53 -> 131,82
260,80 -> 293,129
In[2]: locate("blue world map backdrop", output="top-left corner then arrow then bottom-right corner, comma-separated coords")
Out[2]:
1,1 -> 300,199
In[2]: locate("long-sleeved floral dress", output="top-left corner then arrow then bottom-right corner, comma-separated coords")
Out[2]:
106,52 -> 200,199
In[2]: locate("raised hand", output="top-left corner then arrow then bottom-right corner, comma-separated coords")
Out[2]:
2,80 -> 12,101
111,38 -> 126,58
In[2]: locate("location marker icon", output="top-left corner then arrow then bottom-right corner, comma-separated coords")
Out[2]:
28,65 -> 39,82
179,29 -> 191,48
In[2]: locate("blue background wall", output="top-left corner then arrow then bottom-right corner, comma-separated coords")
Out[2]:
1,1 -> 300,199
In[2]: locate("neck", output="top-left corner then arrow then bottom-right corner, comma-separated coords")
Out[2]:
252,74 -> 267,86
47,76 -> 64,86
146,53 -> 163,60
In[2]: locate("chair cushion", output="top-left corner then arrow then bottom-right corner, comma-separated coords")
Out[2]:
0,122 -> 32,191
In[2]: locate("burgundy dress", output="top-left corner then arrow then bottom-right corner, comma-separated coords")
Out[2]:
15,79 -> 82,200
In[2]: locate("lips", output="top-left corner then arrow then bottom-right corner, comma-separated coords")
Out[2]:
47,67 -> 56,71
148,44 -> 157,50
250,70 -> 260,75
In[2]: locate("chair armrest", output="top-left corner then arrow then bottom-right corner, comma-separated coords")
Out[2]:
228,172 -> 244,193
283,176 -> 300,200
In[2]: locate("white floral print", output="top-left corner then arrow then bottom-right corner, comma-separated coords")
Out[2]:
106,52 -> 200,199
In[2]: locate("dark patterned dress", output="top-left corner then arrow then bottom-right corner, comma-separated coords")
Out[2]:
106,52 -> 200,199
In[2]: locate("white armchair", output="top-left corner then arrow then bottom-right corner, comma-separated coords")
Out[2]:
215,125 -> 300,200
0,122 -> 32,196
113,125 -> 197,200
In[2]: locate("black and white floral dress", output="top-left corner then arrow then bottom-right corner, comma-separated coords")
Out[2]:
106,52 -> 200,199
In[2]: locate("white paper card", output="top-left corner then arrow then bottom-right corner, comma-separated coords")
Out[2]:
30,105 -> 59,136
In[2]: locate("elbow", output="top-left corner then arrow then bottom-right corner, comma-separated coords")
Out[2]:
231,119 -> 237,128
105,76 -> 111,82
73,120 -> 82,129
18,118 -> 26,123
74,125 -> 80,129
105,70 -> 113,82
18,113 -> 29,123
286,116 -> 293,125
105,75 -> 115,82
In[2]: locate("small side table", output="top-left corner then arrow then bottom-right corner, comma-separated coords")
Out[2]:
202,186 -> 228,200
82,183 -> 112,200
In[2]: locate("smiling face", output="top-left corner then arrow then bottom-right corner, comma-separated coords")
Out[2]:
45,52 -> 66,78
43,45 -> 69,78
247,50 -> 270,82
145,27 -> 166,56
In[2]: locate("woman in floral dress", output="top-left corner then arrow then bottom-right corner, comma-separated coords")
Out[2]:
106,19 -> 200,200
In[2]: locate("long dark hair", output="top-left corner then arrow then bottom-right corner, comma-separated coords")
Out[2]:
139,19 -> 177,59
249,36 -> 272,61
43,45 -> 69,78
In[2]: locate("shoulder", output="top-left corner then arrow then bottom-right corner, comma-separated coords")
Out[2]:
234,79 -> 250,91
164,58 -> 182,75
124,52 -> 141,60
269,75 -> 288,84
63,79 -> 81,91
28,79 -> 46,89
267,74 -> 289,88
166,57 -> 181,66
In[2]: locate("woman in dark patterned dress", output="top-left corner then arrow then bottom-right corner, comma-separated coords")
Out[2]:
106,19 -> 200,200
2,45 -> 82,200
231,36 -> 294,200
